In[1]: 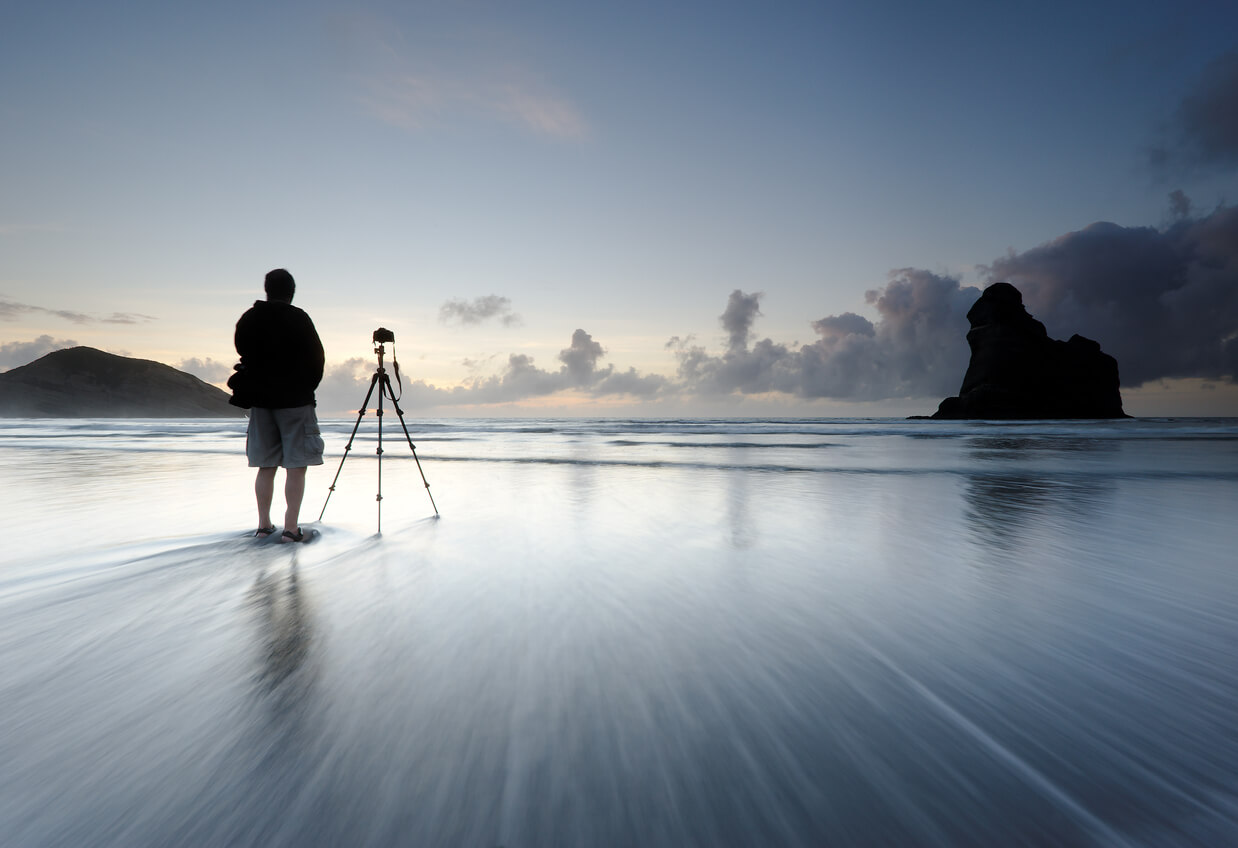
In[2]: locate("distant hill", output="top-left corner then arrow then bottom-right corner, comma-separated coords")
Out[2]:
0,347 -> 241,417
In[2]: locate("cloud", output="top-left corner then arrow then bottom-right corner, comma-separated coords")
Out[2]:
103,312 -> 157,325
317,357 -> 376,414
673,273 -> 977,402
492,81 -> 588,138
1,298 -> 92,324
671,200 -> 1236,404
1168,189 -> 1192,220
361,73 -> 587,138
1151,51 -> 1238,174
812,313 -> 875,339
334,11 -> 587,140
445,330 -> 666,404
0,298 -> 155,325
315,199 -> 1237,411
721,289 -> 763,352
558,328 -> 605,384
439,295 -> 522,327
178,357 -> 233,383
982,200 -> 1238,386
316,329 -> 666,412
0,335 -> 78,371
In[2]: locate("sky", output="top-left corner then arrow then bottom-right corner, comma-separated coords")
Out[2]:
2,0 -> 1237,417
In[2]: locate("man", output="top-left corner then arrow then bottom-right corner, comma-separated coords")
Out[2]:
234,268 -> 325,543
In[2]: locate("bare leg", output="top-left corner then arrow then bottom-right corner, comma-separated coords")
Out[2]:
283,467 -> 307,536
255,467 -> 278,531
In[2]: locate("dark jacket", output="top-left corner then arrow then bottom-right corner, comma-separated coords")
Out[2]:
234,300 -> 325,408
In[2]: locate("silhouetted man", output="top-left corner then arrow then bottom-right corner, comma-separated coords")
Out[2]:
234,269 -> 325,542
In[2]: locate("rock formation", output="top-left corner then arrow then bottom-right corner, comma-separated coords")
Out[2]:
929,282 -> 1127,419
0,347 -> 241,417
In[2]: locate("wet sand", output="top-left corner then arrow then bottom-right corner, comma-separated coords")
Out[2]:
2,418 -> 1237,846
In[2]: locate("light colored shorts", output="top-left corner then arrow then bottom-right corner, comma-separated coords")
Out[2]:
246,405 -> 325,468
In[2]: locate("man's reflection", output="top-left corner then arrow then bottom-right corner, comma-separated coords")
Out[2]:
249,562 -> 316,703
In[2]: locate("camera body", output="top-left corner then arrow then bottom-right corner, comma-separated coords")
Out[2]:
373,327 -> 395,344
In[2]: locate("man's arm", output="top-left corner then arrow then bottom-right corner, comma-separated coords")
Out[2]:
304,313 -> 325,389
235,309 -> 255,360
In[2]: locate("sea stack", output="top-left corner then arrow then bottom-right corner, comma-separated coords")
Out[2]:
930,282 -> 1127,419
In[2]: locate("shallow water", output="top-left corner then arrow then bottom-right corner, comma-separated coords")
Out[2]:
2,417 -> 1237,846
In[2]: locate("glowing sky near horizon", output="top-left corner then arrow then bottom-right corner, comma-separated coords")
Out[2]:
2,0 -> 1237,415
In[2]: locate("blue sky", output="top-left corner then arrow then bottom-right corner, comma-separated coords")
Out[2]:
2,0 -> 1237,415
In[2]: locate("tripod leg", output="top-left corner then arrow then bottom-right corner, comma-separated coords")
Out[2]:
383,374 -> 440,516
318,372 -> 380,522
376,368 -> 384,534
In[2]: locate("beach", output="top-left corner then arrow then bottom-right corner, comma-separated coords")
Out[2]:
2,417 -> 1237,846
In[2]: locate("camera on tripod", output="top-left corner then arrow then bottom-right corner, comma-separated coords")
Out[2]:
373,327 -> 395,344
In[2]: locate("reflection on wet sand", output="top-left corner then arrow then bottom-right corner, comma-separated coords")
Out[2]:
963,436 -> 1114,551
967,434 -> 1119,459
248,560 -> 316,708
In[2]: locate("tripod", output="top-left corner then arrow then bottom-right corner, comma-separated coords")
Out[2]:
318,340 -> 438,532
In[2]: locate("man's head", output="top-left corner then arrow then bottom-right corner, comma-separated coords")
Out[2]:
264,268 -> 296,302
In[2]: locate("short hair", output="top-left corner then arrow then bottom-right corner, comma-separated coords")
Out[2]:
264,268 -> 295,301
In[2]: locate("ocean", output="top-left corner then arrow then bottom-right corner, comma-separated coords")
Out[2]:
1,417 -> 1237,847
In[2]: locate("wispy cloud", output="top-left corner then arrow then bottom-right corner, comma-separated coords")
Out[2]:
1,298 -> 91,324
103,312 -> 157,324
439,295 -> 522,327
0,298 -> 155,325
360,72 -> 587,138
337,14 -> 587,139
490,80 -> 587,138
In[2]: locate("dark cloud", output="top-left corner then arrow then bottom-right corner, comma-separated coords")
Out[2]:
438,295 -> 521,327
983,202 -> 1238,385
1151,51 -> 1238,174
0,335 -> 78,370
1168,189 -> 1192,220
